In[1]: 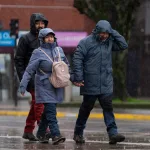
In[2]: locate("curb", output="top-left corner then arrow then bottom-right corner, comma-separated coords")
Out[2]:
57,103 -> 150,109
0,111 -> 150,121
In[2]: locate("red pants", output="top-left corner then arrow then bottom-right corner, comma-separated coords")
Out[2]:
24,91 -> 44,133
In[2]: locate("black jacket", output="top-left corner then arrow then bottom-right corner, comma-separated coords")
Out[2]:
14,13 -> 48,92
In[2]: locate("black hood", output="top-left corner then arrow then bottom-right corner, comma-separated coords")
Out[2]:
30,13 -> 48,35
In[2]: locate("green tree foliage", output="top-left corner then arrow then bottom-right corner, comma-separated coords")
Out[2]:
74,0 -> 140,100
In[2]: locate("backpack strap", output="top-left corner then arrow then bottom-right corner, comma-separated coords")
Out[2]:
39,47 -> 53,62
39,47 -> 54,75
56,47 -> 61,62
39,68 -> 46,75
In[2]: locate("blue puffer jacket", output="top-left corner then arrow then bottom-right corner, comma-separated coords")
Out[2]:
72,20 -> 128,95
19,28 -> 69,103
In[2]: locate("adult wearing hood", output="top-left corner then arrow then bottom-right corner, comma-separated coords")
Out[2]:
14,13 -> 48,141
19,28 -> 68,144
72,20 -> 128,144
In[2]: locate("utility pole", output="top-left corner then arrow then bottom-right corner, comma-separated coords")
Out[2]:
0,20 -> 3,101
9,19 -> 19,38
9,19 -> 19,106
0,68 -> 2,101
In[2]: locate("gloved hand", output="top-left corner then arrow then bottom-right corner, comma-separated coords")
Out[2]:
19,86 -> 26,96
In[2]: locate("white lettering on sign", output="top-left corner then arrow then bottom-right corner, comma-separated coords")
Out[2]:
3,32 -> 10,39
0,31 -> 15,47
0,32 -> 10,40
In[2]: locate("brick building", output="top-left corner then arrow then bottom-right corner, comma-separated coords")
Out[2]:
0,0 -> 95,33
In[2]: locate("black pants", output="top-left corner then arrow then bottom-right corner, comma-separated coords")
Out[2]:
74,93 -> 118,137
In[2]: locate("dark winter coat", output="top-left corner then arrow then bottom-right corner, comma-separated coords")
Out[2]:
14,13 -> 48,92
19,28 -> 69,103
72,20 -> 128,95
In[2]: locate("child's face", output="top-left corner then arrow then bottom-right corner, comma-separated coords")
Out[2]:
99,32 -> 109,41
44,34 -> 54,43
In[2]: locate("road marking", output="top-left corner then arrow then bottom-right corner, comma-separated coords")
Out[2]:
65,113 -> 77,117
0,111 -> 28,116
0,135 -> 150,146
67,139 -> 150,146
0,135 -> 21,138
1,111 -> 150,121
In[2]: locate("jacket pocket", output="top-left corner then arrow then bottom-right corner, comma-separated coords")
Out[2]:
104,68 -> 113,86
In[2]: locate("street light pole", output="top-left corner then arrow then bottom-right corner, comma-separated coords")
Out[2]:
0,21 -> 3,102
9,19 -> 19,106
0,68 -> 2,101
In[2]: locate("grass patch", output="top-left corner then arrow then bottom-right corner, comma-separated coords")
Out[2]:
57,97 -> 150,109
112,97 -> 150,104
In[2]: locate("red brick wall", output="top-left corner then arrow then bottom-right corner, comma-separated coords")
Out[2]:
0,0 -> 95,33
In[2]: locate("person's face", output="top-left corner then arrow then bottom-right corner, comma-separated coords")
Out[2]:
35,21 -> 45,32
99,32 -> 109,41
44,34 -> 55,43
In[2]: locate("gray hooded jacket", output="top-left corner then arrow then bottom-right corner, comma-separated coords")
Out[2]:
72,20 -> 128,95
19,28 -> 69,103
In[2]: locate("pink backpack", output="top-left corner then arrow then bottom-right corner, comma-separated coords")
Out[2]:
40,47 -> 70,88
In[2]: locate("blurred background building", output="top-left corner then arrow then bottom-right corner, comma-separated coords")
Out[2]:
0,0 -> 150,104
0,0 -> 95,104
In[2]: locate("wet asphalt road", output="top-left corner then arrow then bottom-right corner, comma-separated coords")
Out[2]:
0,115 -> 150,150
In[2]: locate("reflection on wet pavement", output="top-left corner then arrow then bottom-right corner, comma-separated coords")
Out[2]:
0,135 -> 150,150
0,116 -> 150,149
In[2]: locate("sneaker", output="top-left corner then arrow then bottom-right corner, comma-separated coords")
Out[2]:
52,135 -> 66,145
73,134 -> 85,144
36,133 -> 49,143
109,134 -> 125,144
22,132 -> 38,141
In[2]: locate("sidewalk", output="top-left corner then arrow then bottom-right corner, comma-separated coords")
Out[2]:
1,99 -> 150,121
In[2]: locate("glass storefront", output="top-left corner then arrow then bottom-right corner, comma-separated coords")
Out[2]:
0,53 -> 13,101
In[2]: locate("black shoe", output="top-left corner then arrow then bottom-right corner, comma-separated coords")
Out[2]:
109,134 -> 125,144
73,134 -> 85,144
36,133 -> 50,143
22,132 -> 38,141
52,135 -> 66,145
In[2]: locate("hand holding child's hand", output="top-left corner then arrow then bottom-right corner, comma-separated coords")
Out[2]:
73,81 -> 84,87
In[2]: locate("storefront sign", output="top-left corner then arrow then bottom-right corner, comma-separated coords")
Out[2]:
0,31 -> 15,47
18,31 -> 87,47
55,32 -> 87,47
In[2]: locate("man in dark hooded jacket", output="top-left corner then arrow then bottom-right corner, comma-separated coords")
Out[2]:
72,20 -> 128,144
14,13 -> 48,141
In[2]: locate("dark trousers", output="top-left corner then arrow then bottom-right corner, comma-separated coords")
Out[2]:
37,103 -> 60,137
74,93 -> 118,137
24,91 -> 44,133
